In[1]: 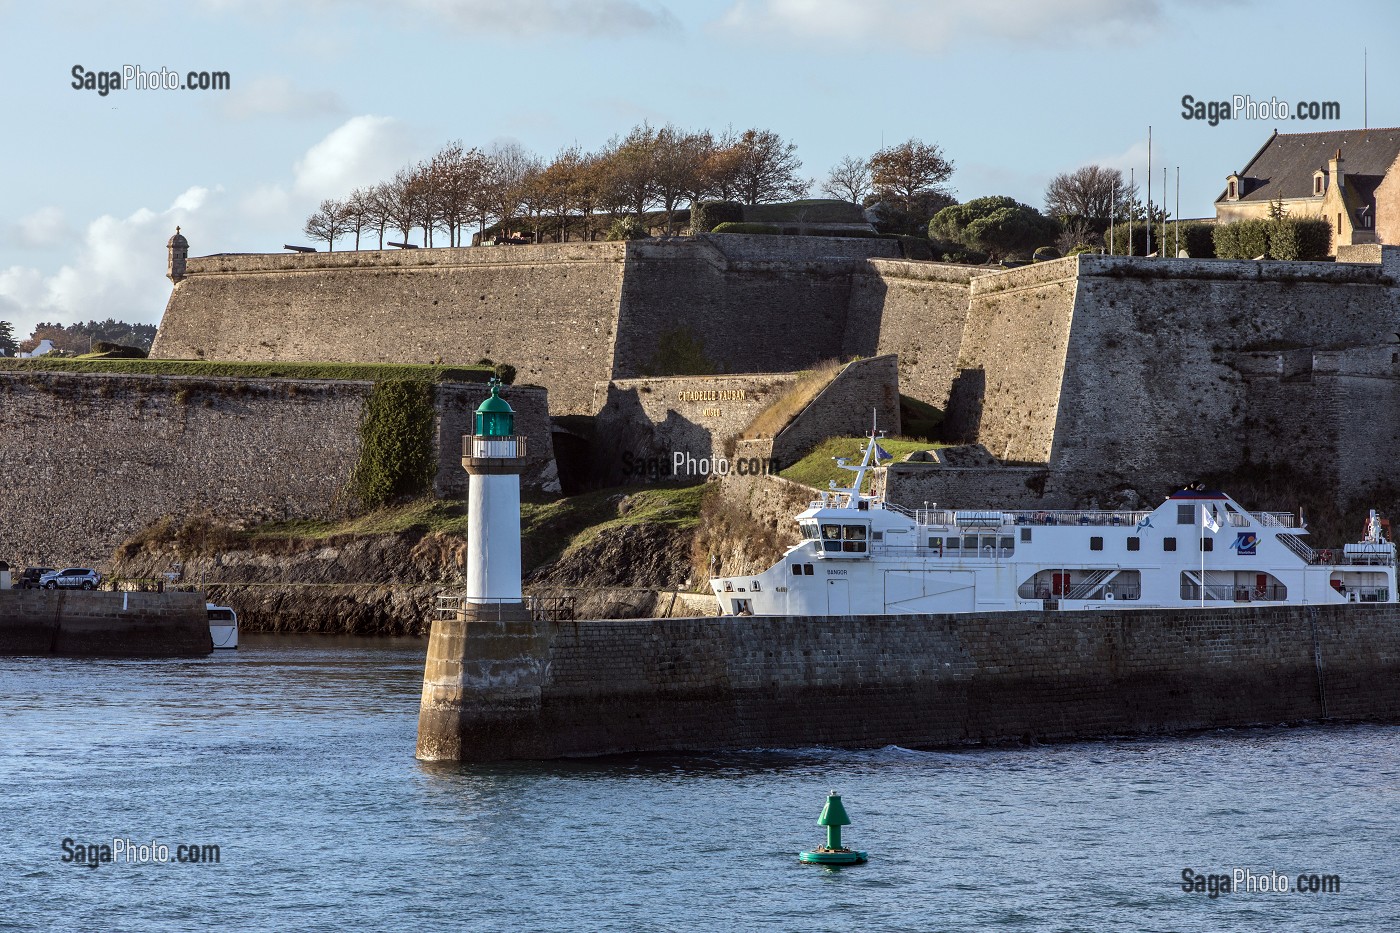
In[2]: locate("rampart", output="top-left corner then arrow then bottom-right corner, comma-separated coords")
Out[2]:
416,602 -> 1400,760
0,372 -> 554,567
154,236 -> 900,415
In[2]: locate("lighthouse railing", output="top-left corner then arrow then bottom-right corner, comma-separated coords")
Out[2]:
465,435 -> 527,459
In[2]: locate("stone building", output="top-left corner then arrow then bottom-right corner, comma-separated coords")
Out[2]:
1215,127 -> 1400,252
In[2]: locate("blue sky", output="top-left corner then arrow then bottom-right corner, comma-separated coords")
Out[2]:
2,0 -> 1396,338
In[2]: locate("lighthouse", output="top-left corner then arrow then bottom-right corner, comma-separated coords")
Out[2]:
461,377 -> 530,621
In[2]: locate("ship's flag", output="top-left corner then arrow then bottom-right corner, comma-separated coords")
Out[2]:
1202,504 -> 1221,534
873,442 -> 892,462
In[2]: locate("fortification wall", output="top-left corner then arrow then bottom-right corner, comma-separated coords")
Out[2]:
0,372 -> 553,567
948,258 -> 1080,461
847,261 -> 984,408
609,235 -> 897,381
152,243 -> 628,414
1045,255 -> 1400,503
417,603 -> 1400,760
769,354 -> 901,466
592,372 -> 799,485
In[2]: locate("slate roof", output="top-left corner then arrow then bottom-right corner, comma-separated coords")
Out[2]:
1218,127 -> 1400,203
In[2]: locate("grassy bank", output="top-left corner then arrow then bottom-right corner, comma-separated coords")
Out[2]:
780,436 -> 945,491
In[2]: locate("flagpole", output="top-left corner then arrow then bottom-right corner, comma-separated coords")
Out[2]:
1200,502 -> 1206,608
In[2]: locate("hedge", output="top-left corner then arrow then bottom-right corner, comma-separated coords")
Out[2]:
1215,217 -> 1330,261
692,201 -> 744,233
711,222 -> 780,235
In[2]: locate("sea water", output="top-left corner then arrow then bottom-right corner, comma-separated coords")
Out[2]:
1,635 -> 1396,931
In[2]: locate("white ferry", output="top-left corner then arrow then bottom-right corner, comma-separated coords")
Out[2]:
207,603 -> 238,649
711,434 -> 1395,616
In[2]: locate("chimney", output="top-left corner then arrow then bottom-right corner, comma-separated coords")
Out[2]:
1328,148 -> 1345,190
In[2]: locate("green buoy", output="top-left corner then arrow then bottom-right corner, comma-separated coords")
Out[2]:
798,791 -> 868,865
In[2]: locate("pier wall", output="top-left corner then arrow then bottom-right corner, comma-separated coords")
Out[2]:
0,590 -> 210,657
416,603 -> 1400,760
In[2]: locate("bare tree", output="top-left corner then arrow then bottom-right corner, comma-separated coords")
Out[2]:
730,128 -> 807,205
1043,164 -> 1135,226
869,139 -> 954,215
303,198 -> 350,251
384,170 -> 420,245
344,188 -> 376,249
485,141 -> 535,241
367,182 -> 393,249
821,155 -> 873,204
652,124 -> 707,235
601,124 -> 660,224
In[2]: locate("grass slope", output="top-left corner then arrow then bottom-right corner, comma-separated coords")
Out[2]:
780,436 -> 945,492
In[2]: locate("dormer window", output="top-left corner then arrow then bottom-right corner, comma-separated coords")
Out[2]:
1228,179 -> 1237,198
1313,171 -> 1325,195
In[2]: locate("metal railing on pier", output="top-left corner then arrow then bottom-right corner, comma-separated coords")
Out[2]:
434,593 -> 574,622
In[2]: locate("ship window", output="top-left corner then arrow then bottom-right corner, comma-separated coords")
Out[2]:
872,531 -> 883,541
1127,537 -> 1141,551
1201,538 -> 1213,552
821,524 -> 841,540
792,564 -> 803,575
963,535 -> 978,550
843,525 -> 867,540
1177,504 -> 1194,524
928,536 -> 942,549
1021,528 -> 1032,542
805,564 -> 814,575
1091,536 -> 1104,551
945,537 -> 959,551
1000,536 -> 1014,551
1164,537 -> 1178,551
980,535 -> 998,552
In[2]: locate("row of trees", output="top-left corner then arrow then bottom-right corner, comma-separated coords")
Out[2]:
303,126 -> 817,250
302,127 -> 964,250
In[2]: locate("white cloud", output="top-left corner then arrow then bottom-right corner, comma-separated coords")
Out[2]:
222,74 -> 345,120
0,116 -> 424,340
0,189 -> 213,339
412,0 -> 680,37
6,207 -> 72,250
293,114 -> 418,200
715,0 -> 1159,51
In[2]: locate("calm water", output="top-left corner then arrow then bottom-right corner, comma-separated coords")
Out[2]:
1,635 -> 1396,932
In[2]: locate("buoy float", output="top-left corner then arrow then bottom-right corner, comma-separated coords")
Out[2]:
798,791 -> 868,865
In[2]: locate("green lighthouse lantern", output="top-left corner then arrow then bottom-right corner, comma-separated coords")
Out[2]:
475,378 -> 514,437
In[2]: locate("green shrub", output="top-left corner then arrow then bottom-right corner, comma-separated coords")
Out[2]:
1032,246 -> 1061,262
691,201 -> 744,233
1267,217 -> 1331,261
88,341 -> 148,358
492,362 -> 517,385
348,380 -> 437,509
711,222 -> 780,235
1179,222 -> 1216,258
1066,244 -> 1098,256
802,227 -> 878,238
896,235 -> 934,261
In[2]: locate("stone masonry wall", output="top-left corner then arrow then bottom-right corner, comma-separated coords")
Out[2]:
846,260 -> 987,409
591,372 -> 799,486
1044,254 -> 1400,504
769,354 -> 901,467
152,243 -> 628,415
418,602 -> 1400,760
0,373 -> 553,567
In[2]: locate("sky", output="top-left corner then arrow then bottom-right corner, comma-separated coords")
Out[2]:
1,0 -> 1397,339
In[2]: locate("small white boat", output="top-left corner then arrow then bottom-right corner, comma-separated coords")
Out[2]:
207,603 -> 238,650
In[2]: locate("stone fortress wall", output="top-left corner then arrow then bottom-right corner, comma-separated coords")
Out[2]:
153,233 -> 1400,513
0,372 -> 554,567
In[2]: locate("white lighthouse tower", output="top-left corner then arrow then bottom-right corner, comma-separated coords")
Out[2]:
461,378 -> 530,621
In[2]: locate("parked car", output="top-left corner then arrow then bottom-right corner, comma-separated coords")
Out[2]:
39,568 -> 101,590
17,567 -> 56,589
